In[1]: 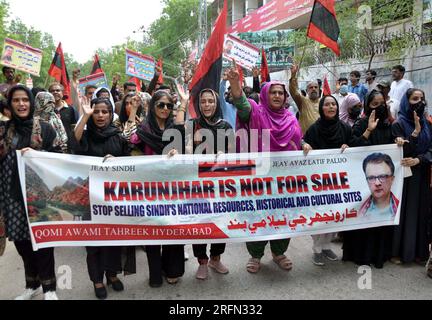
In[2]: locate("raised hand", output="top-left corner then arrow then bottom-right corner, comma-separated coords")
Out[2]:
367,110 -> 379,132
82,96 -> 93,116
131,95 -> 141,111
252,66 -> 260,78
227,59 -> 240,83
113,73 -> 121,85
222,70 -> 229,81
176,82 -> 189,105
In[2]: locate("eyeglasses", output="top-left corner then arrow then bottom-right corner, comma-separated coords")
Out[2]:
156,102 -> 174,111
366,174 -> 393,183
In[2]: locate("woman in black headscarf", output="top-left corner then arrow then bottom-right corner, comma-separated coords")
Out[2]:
186,89 -> 234,280
74,97 -> 130,299
343,90 -> 404,268
391,88 -> 432,265
130,89 -> 187,288
302,95 -> 358,267
0,85 -> 59,300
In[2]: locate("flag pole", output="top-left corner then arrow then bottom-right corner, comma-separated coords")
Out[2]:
298,45 -> 307,70
44,75 -> 51,89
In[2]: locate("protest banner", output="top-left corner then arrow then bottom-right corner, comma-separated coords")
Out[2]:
125,49 -> 155,81
78,72 -> 109,96
223,34 -> 260,70
0,38 -> 43,76
228,0 -> 313,34
238,30 -> 295,68
18,145 -> 403,250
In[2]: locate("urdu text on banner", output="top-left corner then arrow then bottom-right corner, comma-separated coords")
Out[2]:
18,145 -> 403,250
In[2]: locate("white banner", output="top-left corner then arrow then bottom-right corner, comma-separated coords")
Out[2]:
18,145 -> 403,250
223,34 -> 260,70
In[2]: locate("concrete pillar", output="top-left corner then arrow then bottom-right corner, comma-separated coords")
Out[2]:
246,0 -> 259,14
232,0 -> 246,23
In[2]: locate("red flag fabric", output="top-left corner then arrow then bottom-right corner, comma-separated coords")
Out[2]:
189,0 -> 227,119
129,77 -> 141,89
48,42 -> 72,104
260,48 -> 270,84
323,75 -> 332,96
91,54 -> 103,75
307,0 -> 340,56
156,58 -> 164,85
238,65 -> 244,85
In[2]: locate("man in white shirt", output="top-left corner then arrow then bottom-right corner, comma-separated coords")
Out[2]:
333,77 -> 349,106
389,65 -> 413,102
377,80 -> 400,120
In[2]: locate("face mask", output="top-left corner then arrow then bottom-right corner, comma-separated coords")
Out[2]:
340,85 -> 349,95
348,106 -> 362,120
411,101 -> 426,116
374,104 -> 388,122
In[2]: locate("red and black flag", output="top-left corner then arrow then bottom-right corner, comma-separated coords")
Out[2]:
129,77 -> 141,89
198,160 -> 256,178
260,48 -> 270,84
307,0 -> 340,56
48,42 -> 72,104
91,54 -> 103,75
188,0 -> 227,119
156,57 -> 164,85
322,75 -> 332,96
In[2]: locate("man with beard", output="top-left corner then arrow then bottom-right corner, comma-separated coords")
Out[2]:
289,64 -> 321,133
0,67 -> 17,98
366,70 -> 378,93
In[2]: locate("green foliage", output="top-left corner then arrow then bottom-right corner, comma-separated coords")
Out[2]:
292,0 -> 419,68
0,0 -> 201,88
31,199 -> 47,209
147,0 -> 200,76
0,2 -> 57,88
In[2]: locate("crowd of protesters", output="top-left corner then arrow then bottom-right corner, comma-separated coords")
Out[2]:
0,59 -> 431,300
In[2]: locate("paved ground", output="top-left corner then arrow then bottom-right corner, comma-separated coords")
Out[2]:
0,236 -> 431,300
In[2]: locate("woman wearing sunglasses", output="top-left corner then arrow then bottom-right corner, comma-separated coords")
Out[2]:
130,89 -> 187,288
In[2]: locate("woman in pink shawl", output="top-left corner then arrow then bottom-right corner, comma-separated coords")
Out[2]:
227,63 -> 302,274
339,93 -> 362,127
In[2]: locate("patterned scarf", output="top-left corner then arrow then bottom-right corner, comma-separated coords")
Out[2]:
34,92 -> 68,152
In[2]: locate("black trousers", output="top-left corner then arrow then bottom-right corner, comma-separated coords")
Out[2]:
193,243 -> 226,260
86,246 -> 122,284
146,245 -> 184,285
14,241 -> 56,293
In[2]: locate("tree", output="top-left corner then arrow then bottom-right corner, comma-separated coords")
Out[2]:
292,0 -> 420,72
148,0 -> 200,76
